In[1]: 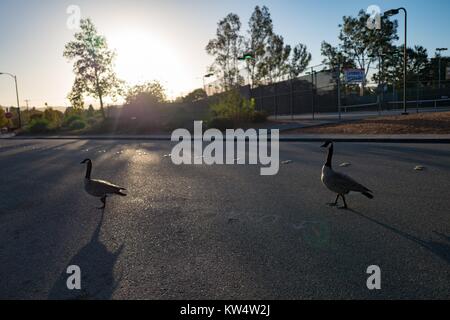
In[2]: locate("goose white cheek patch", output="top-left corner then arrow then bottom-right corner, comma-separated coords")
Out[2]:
170,121 -> 279,176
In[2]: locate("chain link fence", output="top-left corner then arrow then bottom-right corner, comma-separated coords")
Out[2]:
205,68 -> 450,119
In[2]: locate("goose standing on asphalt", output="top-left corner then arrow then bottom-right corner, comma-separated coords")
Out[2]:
81,159 -> 127,209
320,141 -> 373,209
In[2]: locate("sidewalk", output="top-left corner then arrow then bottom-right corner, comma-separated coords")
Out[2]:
269,106 -> 450,122
7,133 -> 450,143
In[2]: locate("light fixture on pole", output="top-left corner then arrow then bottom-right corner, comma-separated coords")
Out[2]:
0,72 -> 22,128
385,7 -> 408,115
203,73 -> 214,95
436,48 -> 448,92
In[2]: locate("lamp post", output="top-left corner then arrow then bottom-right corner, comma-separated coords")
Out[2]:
436,48 -> 448,93
0,72 -> 21,128
203,73 -> 214,95
238,52 -> 254,88
385,7 -> 408,114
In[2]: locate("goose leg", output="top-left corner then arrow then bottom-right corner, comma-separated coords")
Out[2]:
98,196 -> 107,210
338,195 -> 348,210
327,194 -> 340,207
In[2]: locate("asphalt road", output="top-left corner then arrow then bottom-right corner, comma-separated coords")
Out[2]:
0,139 -> 449,299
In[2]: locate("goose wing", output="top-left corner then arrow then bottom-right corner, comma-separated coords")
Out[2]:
332,171 -> 372,193
90,179 -> 126,193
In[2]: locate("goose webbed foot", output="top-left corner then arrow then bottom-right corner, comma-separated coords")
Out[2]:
337,196 -> 348,210
327,202 -> 338,207
327,194 -> 340,207
97,196 -> 107,210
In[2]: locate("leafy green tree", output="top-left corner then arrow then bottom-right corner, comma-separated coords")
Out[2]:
320,41 -> 355,70
379,45 -> 430,86
64,18 -> 123,119
260,34 -> 290,83
0,107 -> 9,128
246,5 -> 273,86
286,43 -> 312,79
67,77 -> 85,110
43,108 -> 64,128
259,34 -> 311,83
322,9 -> 398,91
429,55 -> 450,86
182,88 -> 207,103
206,13 -> 244,90
126,81 -> 167,106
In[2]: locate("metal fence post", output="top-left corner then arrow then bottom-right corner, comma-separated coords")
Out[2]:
337,65 -> 341,120
274,83 -> 277,119
416,75 -> 420,113
290,79 -> 294,120
311,69 -> 315,120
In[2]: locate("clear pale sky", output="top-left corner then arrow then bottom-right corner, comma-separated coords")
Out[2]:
0,0 -> 449,108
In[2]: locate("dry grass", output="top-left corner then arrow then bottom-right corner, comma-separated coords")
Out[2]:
288,111 -> 450,134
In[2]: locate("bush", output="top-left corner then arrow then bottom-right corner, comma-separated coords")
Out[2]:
64,114 -> 83,127
86,117 -> 99,126
210,89 -> 263,126
207,117 -> 234,131
69,119 -> 86,130
252,111 -> 268,123
43,108 -> 64,128
28,118 -> 51,133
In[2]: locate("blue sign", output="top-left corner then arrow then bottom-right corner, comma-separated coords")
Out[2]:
344,69 -> 365,83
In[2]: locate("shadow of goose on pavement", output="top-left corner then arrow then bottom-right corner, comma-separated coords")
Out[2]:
349,209 -> 450,265
48,209 -> 124,300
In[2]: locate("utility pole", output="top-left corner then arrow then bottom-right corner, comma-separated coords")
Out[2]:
0,72 -> 21,128
385,7 -> 408,114
337,64 -> 341,120
436,48 -> 448,97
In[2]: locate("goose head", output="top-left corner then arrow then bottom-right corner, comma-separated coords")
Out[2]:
320,140 -> 333,149
80,158 -> 92,165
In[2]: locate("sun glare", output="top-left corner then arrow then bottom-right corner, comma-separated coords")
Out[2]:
108,29 -> 189,99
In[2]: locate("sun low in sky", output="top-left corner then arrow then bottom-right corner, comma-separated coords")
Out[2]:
107,27 -> 192,101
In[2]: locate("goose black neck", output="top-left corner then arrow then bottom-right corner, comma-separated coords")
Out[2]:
85,161 -> 92,179
325,144 -> 333,168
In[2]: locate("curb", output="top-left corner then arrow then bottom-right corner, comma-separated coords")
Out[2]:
6,135 -> 450,143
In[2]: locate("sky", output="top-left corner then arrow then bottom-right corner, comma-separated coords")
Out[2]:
0,0 -> 449,108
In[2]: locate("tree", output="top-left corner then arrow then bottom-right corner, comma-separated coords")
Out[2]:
0,107 -> 9,128
380,45 -> 430,86
43,108 -> 64,128
340,10 -> 397,81
182,88 -> 207,103
64,18 -> 123,119
259,34 -> 311,83
321,41 -> 355,70
86,104 -> 95,117
286,43 -> 312,79
67,77 -> 85,110
429,55 -> 450,87
260,34 -> 290,83
206,13 -> 244,90
126,81 -> 167,106
246,5 -> 273,86
323,10 -> 398,91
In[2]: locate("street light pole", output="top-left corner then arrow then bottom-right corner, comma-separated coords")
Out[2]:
385,7 -> 408,114
0,72 -> 21,128
203,73 -> 214,96
436,48 -> 448,94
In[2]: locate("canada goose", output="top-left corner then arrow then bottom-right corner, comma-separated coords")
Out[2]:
320,141 -> 373,209
81,159 -> 127,209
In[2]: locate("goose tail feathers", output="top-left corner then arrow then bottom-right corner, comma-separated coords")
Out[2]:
362,191 -> 373,199
116,188 -> 127,196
